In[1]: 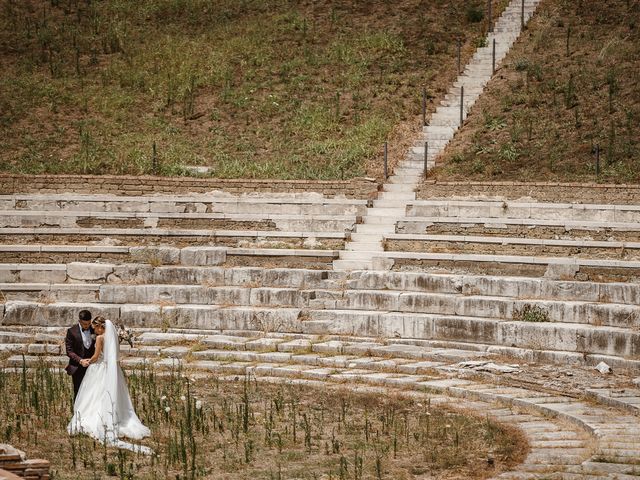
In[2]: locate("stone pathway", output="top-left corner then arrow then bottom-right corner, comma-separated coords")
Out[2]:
334,0 -> 542,270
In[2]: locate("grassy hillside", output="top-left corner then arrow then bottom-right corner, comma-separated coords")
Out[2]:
0,0 -> 495,179
433,0 -> 640,183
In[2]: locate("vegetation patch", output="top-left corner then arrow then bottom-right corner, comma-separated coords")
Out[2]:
513,304 -> 550,323
0,0 -> 499,180
0,361 -> 528,479
434,0 -> 640,183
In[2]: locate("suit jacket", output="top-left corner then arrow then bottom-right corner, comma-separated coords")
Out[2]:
65,324 -> 96,376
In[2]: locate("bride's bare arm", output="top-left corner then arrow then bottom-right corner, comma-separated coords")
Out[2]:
89,335 -> 104,364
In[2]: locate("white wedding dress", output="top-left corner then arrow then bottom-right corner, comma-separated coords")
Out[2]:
68,320 -> 151,454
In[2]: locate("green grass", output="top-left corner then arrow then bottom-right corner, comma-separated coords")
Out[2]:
434,0 -> 640,183
0,0 -> 496,179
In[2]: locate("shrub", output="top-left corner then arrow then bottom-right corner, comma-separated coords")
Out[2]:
499,143 -> 519,162
513,304 -> 550,322
514,58 -> 530,71
466,6 -> 484,23
471,158 -> 485,173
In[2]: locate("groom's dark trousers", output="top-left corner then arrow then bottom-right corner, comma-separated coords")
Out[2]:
65,324 -> 96,400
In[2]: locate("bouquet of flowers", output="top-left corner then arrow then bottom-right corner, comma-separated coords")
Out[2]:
116,322 -> 135,347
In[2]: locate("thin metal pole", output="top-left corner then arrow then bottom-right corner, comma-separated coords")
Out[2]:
424,141 -> 429,178
460,86 -> 464,125
152,141 -> 157,174
457,39 -> 461,74
488,0 -> 493,32
492,38 -> 496,74
383,142 -> 388,180
421,88 -> 427,126
521,0 -> 525,29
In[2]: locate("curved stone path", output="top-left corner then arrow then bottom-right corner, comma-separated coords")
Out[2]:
5,329 -> 639,478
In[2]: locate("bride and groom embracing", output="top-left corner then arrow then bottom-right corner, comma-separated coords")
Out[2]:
65,310 -> 152,454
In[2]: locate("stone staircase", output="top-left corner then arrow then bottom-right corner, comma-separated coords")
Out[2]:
2,0 -> 640,476
1,265 -> 639,369
334,0 -> 541,271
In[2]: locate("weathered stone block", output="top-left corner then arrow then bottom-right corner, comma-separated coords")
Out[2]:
277,339 -> 312,353
455,296 -> 513,319
152,266 -> 225,286
544,263 -> 579,280
119,304 -> 163,328
0,269 -> 18,282
130,247 -> 180,265
19,269 -> 66,283
67,262 -> 114,281
27,344 -> 60,355
2,301 -> 120,327
341,290 -> 400,311
250,287 -> 302,308
109,264 -> 154,284
180,247 -> 226,266
399,293 -> 456,315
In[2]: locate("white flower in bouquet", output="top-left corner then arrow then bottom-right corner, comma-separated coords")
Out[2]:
115,322 -> 135,347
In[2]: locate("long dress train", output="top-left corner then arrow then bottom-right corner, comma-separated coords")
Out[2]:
68,320 -> 151,454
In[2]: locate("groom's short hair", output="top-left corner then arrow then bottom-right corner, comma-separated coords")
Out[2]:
78,310 -> 92,321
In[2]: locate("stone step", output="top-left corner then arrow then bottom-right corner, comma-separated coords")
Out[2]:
372,199 -> 411,208
407,200 -> 640,222
345,242 -> 383,252
77,285 -> 640,329
353,223 -> 396,234
6,300 -> 638,358
372,250 -> 640,272
377,191 -> 416,201
386,175 -> 422,184
390,168 -> 423,177
361,215 -> 398,225
4,266 -> 638,306
382,183 -> 417,193
363,207 -> 406,217
0,226 -> 349,240
386,233 -> 640,254
349,233 -> 383,243
399,215 -> 640,233
2,193 -> 368,215
332,259 -> 373,271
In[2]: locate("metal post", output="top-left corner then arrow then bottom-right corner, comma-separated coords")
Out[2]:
595,144 -> 600,177
492,38 -> 496,74
383,142 -> 388,180
460,86 -> 464,125
457,39 -> 461,74
521,0 -> 525,29
152,141 -> 157,174
421,88 -> 427,126
423,141 -> 429,178
488,0 -> 493,32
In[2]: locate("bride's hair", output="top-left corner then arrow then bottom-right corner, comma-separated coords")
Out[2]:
91,316 -> 107,329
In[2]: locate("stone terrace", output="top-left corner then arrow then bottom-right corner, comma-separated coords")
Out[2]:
1,181 -> 640,478
2,0 -> 640,475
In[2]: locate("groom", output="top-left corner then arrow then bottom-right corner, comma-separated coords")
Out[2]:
65,309 -> 96,400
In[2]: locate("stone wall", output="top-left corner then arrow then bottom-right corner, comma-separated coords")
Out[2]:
417,180 -> 640,203
0,445 -> 49,480
0,174 -> 380,199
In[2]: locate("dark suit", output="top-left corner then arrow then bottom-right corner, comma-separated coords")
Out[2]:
65,324 -> 96,400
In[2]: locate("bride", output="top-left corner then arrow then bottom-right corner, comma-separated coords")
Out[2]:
68,316 -> 151,453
